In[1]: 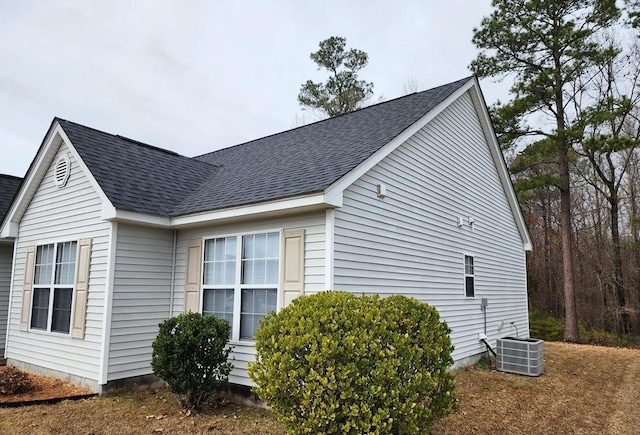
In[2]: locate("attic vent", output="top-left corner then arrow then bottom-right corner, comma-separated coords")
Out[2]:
54,154 -> 71,188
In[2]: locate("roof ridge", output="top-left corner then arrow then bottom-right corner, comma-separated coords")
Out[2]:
194,75 -> 474,160
115,135 -> 180,156
55,118 -> 183,159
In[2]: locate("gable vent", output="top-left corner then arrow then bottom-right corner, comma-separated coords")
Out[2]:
54,154 -> 71,188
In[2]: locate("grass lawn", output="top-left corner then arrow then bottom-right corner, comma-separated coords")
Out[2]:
1,341 -> 639,434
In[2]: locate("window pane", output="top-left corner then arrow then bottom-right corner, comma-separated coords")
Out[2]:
55,241 -> 77,285
203,289 -> 234,327
34,264 -> 52,286
253,259 -> 266,284
34,244 -> 54,285
213,261 -> 224,285
203,261 -> 214,285
52,288 -> 73,333
240,288 -> 277,340
265,259 -> 279,284
204,237 -> 237,286
225,237 -> 236,260
465,256 -> 474,275
30,288 -> 50,330
465,276 -> 475,298
225,261 -> 236,284
242,232 -> 279,285
254,233 -> 266,258
243,235 -> 254,260
266,232 -> 279,257
242,259 -> 255,284
214,238 -> 225,260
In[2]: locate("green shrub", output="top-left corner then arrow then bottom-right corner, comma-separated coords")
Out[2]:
529,312 -> 564,342
151,312 -> 233,410
579,326 -> 640,349
248,291 -> 456,434
0,366 -> 33,395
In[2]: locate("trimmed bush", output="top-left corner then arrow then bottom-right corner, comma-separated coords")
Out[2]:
151,312 -> 233,410
248,291 -> 456,434
0,366 -> 33,395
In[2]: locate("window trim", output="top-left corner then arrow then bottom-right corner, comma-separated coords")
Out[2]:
464,254 -> 475,298
29,240 -> 78,336
201,229 -> 283,343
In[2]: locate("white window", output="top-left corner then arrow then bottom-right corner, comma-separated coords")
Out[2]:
31,241 -> 77,333
464,255 -> 475,298
202,232 -> 280,341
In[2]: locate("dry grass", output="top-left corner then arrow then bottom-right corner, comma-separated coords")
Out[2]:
0,389 -> 284,434
0,342 -> 638,434
432,342 -> 640,434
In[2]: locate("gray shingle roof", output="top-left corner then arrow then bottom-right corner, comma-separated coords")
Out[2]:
0,174 -> 22,223
58,120 -> 219,216
58,76 -> 470,217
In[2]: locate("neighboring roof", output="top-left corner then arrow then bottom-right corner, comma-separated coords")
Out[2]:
56,76 -> 471,217
0,174 -> 22,223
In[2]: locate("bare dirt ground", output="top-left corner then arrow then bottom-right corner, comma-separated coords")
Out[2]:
0,342 -> 638,434
0,367 -> 93,404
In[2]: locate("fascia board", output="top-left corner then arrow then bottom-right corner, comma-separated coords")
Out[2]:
469,77 -> 533,251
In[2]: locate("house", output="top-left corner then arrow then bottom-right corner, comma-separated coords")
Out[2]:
0,76 -> 532,392
0,174 -> 23,358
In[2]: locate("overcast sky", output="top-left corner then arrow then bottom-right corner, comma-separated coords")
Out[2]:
0,1 -> 508,178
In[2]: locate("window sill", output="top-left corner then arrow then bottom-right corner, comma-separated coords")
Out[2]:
25,328 -> 71,338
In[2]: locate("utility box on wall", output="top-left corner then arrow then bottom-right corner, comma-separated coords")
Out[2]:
496,337 -> 544,377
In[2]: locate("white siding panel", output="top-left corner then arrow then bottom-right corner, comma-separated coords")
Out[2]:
107,224 -> 174,381
173,211 -> 325,386
6,143 -> 109,382
333,91 -> 529,362
0,244 -> 13,353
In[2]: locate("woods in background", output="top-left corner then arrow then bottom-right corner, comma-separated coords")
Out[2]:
473,1 -> 640,340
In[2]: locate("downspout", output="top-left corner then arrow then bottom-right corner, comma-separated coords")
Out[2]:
169,229 -> 177,317
4,239 -> 19,359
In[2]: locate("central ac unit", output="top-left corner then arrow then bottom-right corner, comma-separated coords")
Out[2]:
496,337 -> 544,377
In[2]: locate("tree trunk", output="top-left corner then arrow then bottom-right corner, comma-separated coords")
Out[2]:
559,149 -> 579,342
608,188 -> 628,334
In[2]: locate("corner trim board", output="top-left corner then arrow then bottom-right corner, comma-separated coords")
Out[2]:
98,222 -> 118,385
324,209 -> 335,290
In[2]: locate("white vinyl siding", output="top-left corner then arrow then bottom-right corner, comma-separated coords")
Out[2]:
333,91 -> 529,363
107,223 -> 174,381
173,211 -> 325,386
7,143 -> 110,384
0,243 -> 13,353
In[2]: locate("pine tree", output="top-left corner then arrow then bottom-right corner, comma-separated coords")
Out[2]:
298,36 -> 373,118
471,0 -> 621,342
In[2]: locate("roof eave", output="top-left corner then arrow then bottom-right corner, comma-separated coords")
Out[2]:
469,76 -> 533,252
103,191 -> 342,229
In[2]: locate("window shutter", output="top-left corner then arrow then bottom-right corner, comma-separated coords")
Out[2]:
20,246 -> 36,331
282,229 -> 305,307
184,240 -> 202,312
72,238 -> 92,339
